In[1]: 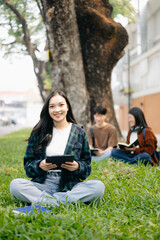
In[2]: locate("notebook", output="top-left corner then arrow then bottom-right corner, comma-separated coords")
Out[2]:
12,205 -> 52,215
118,139 -> 139,150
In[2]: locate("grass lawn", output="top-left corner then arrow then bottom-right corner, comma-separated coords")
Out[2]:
0,129 -> 160,239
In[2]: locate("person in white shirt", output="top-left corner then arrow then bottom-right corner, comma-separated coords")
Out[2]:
10,90 -> 105,206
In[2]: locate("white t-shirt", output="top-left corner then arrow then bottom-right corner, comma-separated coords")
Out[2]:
46,123 -> 72,156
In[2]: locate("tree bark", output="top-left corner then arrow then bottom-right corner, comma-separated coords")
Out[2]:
40,0 -> 89,128
75,0 -> 128,138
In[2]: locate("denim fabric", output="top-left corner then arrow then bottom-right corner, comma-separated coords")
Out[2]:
10,174 -> 105,206
111,148 -> 153,165
92,150 -> 111,161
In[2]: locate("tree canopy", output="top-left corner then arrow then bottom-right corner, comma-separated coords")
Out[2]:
0,0 -> 45,55
110,0 -> 136,23
0,0 -> 51,101
0,0 -> 135,57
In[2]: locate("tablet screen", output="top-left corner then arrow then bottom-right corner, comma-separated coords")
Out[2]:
46,155 -> 74,166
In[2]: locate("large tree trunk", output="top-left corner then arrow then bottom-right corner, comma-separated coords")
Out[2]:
40,0 -> 89,128
40,0 -> 128,137
75,0 -> 128,138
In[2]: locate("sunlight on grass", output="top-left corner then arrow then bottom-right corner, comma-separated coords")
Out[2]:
0,129 -> 160,239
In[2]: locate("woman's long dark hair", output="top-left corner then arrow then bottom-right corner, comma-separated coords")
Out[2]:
129,107 -> 148,128
31,90 -> 77,149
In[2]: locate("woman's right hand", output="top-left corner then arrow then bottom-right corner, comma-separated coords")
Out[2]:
39,159 -> 57,171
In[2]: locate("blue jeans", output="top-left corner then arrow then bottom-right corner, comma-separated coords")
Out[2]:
111,148 -> 153,165
92,150 -> 111,162
10,171 -> 105,206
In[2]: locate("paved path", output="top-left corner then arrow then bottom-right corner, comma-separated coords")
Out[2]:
0,125 -> 27,137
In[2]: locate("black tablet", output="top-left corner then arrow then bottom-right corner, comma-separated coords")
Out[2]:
46,155 -> 74,167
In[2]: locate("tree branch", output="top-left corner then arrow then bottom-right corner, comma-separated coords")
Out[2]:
3,0 -> 46,102
3,0 -> 36,58
1,40 -> 17,46
35,0 -> 45,23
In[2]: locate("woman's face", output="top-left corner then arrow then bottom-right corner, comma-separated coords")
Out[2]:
128,113 -> 136,128
48,94 -> 68,124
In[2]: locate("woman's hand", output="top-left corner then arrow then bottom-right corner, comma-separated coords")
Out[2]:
61,161 -> 79,171
95,147 -> 112,156
95,149 -> 104,156
39,159 -> 57,171
124,145 -> 136,153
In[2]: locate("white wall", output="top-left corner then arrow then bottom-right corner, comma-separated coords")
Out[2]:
147,0 -> 160,48
112,0 -> 160,102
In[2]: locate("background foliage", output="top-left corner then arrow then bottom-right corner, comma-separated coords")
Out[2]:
0,129 -> 160,239
110,0 -> 136,23
0,0 -> 136,56
0,0 -> 45,55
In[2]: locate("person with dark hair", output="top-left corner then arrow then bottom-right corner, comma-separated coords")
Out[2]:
111,107 -> 158,165
87,105 -> 118,161
10,90 -> 105,206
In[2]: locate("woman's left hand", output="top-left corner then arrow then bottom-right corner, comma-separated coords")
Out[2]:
61,161 -> 79,171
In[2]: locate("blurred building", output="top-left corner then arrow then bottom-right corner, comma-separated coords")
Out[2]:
0,90 -> 43,127
112,0 -> 160,142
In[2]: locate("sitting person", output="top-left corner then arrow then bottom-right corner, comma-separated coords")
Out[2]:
111,107 -> 158,166
10,90 -> 105,206
87,105 -> 118,161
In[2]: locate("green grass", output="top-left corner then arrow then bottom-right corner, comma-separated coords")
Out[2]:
0,129 -> 160,239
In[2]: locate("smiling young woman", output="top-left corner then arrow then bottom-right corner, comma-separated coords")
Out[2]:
10,90 -> 105,206
48,94 -> 69,128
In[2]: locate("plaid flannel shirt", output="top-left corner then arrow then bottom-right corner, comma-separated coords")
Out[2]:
24,123 -> 91,192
